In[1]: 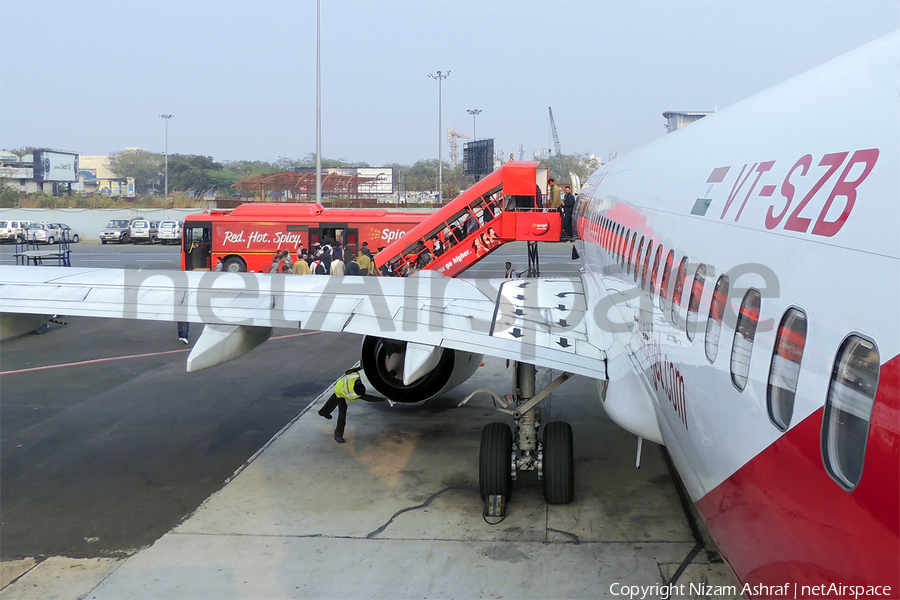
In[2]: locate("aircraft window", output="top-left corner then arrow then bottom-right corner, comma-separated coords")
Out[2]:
633,236 -> 645,282
603,221 -> 611,250
619,228 -> 630,264
671,257 -> 689,326
767,308 -> 807,431
627,232 -> 637,272
660,250 -> 675,313
822,335 -> 879,490
686,264 -> 706,340
731,288 -> 761,391
616,228 -> 624,264
641,241 -> 654,290
650,245 -> 663,296
610,223 -> 617,254
615,226 -> 623,262
705,274 -> 729,362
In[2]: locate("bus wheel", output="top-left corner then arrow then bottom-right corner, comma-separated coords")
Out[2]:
223,257 -> 247,273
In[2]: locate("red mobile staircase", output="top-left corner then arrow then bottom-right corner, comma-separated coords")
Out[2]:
375,161 -> 566,277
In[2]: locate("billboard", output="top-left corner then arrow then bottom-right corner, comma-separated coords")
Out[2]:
34,150 -> 78,182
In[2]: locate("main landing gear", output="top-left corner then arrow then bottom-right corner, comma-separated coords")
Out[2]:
461,362 -> 574,517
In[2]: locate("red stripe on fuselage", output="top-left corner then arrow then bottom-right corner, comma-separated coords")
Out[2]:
695,354 -> 899,596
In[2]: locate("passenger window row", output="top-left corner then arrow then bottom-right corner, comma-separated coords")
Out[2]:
595,214 -> 880,492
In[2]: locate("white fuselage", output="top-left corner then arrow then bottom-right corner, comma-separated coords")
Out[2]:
574,31 -> 899,590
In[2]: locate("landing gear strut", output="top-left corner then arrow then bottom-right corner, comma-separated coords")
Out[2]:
463,362 -> 574,516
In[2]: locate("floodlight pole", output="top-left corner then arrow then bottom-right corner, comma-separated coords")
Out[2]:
315,0 -> 322,204
467,108 -> 481,141
428,70 -> 450,202
160,114 -> 173,199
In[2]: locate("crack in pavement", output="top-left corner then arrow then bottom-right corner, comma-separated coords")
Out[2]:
366,486 -> 468,539
547,527 -> 581,544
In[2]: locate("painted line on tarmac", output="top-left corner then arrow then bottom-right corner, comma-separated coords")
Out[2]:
0,331 -> 321,376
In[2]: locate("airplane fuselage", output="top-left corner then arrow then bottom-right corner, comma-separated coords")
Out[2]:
575,31 -> 899,593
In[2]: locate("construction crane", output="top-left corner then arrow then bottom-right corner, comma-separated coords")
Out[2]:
447,123 -> 470,168
548,107 -> 567,182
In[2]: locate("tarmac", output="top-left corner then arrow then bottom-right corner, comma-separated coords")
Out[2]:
2,359 -> 737,600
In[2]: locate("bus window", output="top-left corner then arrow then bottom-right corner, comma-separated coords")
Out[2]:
822,335 -> 880,490
731,288 -> 761,391
767,308 -> 807,431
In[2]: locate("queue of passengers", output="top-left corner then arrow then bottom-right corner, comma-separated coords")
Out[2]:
267,241 -> 378,276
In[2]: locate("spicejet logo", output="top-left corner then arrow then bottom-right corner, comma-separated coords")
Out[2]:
378,228 -> 407,244
530,218 -> 550,235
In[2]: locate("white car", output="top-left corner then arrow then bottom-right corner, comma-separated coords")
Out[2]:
0,219 -> 32,242
129,219 -> 158,244
22,222 -> 80,244
157,220 -> 183,244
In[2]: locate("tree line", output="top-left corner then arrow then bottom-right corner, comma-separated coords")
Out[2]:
2,146 -> 603,198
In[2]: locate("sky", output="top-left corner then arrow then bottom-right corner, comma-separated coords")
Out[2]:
1,0 -> 897,167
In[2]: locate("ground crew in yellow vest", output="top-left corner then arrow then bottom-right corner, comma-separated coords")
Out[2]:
317,368 -> 380,443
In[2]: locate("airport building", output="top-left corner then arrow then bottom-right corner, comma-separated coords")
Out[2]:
0,149 -> 137,196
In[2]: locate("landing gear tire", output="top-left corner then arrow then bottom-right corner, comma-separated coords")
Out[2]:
542,421 -> 574,504
479,422 -> 513,501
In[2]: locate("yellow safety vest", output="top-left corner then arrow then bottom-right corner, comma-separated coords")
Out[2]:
334,372 -> 361,401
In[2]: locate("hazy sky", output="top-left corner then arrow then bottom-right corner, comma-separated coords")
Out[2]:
1,0 -> 897,166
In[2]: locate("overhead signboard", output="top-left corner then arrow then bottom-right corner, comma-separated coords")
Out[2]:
34,150 -> 78,182
463,139 -> 494,176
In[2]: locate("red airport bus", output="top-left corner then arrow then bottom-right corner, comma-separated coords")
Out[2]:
181,203 -> 431,272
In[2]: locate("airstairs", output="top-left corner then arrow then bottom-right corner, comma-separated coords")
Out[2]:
374,161 -> 568,277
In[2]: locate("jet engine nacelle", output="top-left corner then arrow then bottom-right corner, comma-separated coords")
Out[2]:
360,336 -> 483,404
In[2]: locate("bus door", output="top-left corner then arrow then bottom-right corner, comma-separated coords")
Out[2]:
342,228 -> 359,258
312,222 -> 352,256
183,222 -> 212,270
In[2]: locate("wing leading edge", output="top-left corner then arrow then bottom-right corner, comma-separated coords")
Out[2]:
0,266 -> 607,380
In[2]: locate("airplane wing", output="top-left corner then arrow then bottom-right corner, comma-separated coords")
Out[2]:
0,266 -> 606,381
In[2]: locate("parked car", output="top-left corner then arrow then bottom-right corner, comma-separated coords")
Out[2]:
100,219 -> 133,244
157,220 -> 183,244
0,219 -> 32,242
22,222 -> 80,244
129,219 -> 158,244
